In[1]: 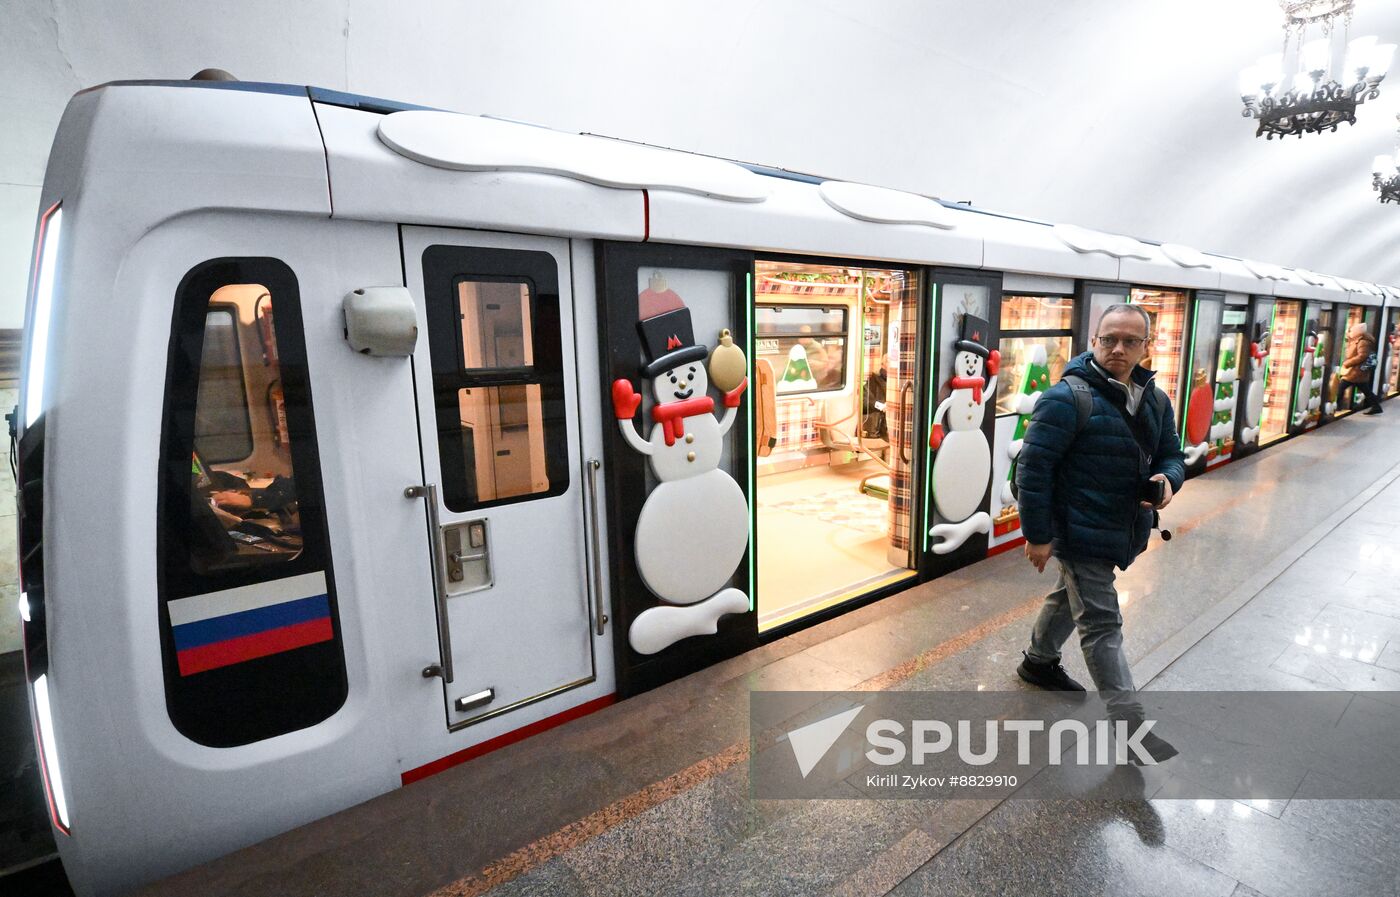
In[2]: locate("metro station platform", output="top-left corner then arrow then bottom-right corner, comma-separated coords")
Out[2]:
23,410 -> 1400,897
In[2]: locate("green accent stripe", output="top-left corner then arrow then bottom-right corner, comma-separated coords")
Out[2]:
922,283 -> 939,556
746,271 -> 756,613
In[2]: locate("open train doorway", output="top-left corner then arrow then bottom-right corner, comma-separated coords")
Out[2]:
752,260 -> 922,631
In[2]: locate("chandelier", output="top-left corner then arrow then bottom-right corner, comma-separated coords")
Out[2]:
1372,116 -> 1400,203
1239,1 -> 1394,139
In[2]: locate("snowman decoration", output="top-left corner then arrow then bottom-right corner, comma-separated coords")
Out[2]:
928,315 -> 1000,554
612,288 -> 750,655
1292,325 -> 1321,426
1240,325 -> 1270,446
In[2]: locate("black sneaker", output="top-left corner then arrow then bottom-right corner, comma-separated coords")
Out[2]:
1017,653 -> 1087,693
1121,724 -> 1179,766
1364,406 -> 1383,415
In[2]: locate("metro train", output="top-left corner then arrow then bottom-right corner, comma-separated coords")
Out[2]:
14,77 -> 1400,896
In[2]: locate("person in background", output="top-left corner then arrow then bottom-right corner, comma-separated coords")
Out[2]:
861,353 -> 891,440
1013,303 -> 1186,762
1339,322 -> 1383,415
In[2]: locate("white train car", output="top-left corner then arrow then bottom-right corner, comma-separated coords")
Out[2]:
14,78 -> 1393,895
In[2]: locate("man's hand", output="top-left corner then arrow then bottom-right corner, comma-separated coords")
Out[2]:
1025,541 -> 1052,573
1140,473 -> 1173,510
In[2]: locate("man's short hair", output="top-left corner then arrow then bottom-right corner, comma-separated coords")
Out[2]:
1097,303 -> 1151,336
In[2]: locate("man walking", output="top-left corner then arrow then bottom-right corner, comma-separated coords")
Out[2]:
1013,304 -> 1186,758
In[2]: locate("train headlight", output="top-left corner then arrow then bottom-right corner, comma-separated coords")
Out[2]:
32,673 -> 71,832
24,203 -> 63,429
18,591 -> 30,623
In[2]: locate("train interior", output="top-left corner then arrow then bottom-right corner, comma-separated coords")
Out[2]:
1129,287 -> 1188,416
1260,299 -> 1301,444
752,260 -> 917,631
189,282 -> 305,570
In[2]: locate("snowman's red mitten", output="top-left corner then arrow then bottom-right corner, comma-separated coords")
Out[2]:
986,349 -> 1001,376
723,377 -> 749,408
612,379 -> 642,419
928,423 -> 944,450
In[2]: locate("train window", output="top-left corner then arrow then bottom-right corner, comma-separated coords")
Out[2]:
996,295 -> 1074,415
755,304 -> 850,394
193,306 -> 254,463
439,275 -> 566,509
159,258 -> 345,747
181,284 -> 304,572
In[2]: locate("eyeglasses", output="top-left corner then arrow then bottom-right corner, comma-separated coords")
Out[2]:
1095,335 -> 1146,349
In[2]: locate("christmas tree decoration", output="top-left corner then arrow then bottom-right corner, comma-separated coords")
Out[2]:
778,342 -> 815,390
1209,345 -> 1238,463
998,343 -> 1051,530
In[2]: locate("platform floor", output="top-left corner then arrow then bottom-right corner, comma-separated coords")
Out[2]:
20,407 -> 1400,897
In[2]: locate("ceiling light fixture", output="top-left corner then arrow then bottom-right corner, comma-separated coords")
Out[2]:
1371,115 -> 1400,203
1239,1 -> 1394,139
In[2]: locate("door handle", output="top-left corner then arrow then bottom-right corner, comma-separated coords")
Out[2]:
900,380 -> 915,464
405,483 -> 454,684
585,458 -> 608,635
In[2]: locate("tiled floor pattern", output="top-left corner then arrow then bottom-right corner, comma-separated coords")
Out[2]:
123,408 -> 1400,897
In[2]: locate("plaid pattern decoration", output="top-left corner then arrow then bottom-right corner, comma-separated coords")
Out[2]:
887,281 -> 919,553
773,397 -> 822,452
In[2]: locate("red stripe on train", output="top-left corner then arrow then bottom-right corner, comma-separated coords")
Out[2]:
401,693 -> 616,786
176,617 -> 334,676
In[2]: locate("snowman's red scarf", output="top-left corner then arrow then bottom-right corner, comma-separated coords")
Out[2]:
651,396 -> 715,446
949,376 -> 986,404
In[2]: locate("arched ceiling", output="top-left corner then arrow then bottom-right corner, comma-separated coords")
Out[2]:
6,0 -> 1400,289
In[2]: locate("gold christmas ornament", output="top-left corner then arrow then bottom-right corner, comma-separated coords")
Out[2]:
708,328 -> 747,392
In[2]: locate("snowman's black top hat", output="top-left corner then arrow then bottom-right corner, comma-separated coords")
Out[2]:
954,314 -> 992,359
1252,322 -> 1270,344
638,292 -> 708,379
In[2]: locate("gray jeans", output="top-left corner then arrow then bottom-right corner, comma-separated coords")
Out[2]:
1026,556 -> 1143,720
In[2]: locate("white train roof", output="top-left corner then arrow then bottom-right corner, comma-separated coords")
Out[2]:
47,81 -> 1398,304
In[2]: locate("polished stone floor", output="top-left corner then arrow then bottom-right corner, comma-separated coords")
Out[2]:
59,406 -> 1400,897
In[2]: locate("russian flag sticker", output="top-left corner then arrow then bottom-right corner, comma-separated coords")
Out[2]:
169,572 -> 334,676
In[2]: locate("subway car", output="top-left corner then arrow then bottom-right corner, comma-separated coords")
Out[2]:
14,78 -> 1394,896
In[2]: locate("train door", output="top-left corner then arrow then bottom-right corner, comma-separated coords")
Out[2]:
749,257 -> 925,634
1209,296 -> 1250,466
1334,303 -> 1373,417
1290,301 -> 1328,434
922,270 -> 999,578
990,287 -> 1076,549
1258,298 -> 1302,446
400,228 -> 597,729
1382,308 -> 1400,399
1180,292 -> 1226,477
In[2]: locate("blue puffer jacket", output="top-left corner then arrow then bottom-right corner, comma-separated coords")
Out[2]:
1015,352 -> 1186,569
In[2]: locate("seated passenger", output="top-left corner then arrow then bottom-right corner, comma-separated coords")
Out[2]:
861,354 -> 890,440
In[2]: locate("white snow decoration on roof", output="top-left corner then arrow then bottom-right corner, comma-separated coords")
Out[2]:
1240,259 -> 1289,281
1052,224 -> 1152,260
1293,269 -> 1330,286
377,110 -> 770,203
1160,243 -> 1213,269
817,181 -> 957,229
